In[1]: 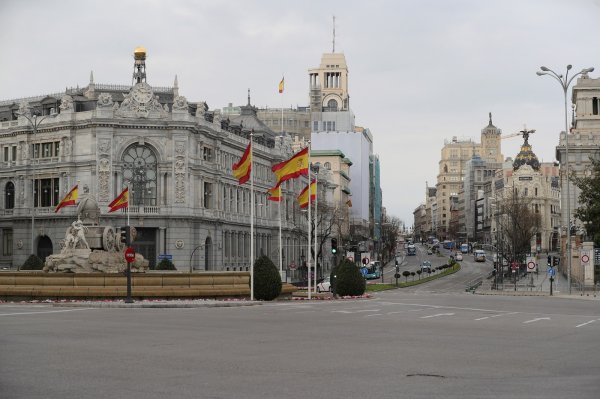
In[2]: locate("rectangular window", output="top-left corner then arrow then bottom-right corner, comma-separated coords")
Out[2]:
2,229 -> 12,256
313,121 -> 318,132
593,97 -> 598,115
34,178 -> 60,207
3,147 -> 8,162
203,182 -> 212,209
203,147 -> 213,162
11,146 -> 16,162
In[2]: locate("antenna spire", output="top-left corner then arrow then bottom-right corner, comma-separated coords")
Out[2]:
332,15 -> 336,53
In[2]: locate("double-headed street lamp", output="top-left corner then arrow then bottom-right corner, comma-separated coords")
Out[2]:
17,110 -> 57,263
537,65 -> 594,294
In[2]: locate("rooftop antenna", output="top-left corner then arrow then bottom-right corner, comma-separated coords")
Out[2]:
332,15 -> 336,53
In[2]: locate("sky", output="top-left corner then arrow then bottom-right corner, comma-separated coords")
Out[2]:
1,0 -> 600,225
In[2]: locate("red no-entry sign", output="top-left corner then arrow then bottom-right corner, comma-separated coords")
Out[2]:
124,247 -> 136,263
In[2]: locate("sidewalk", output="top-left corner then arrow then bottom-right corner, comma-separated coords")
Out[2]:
477,263 -> 600,299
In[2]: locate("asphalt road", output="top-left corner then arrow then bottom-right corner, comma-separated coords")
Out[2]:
2,287 -> 600,399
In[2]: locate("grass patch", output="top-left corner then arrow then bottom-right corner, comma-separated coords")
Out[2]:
366,284 -> 397,292
398,263 -> 461,287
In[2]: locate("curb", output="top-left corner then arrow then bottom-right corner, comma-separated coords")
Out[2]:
51,300 -> 262,308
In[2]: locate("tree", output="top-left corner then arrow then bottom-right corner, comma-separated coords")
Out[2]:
497,187 -> 541,264
572,156 -> 600,246
155,259 -> 176,271
380,216 -> 403,263
332,258 -> 365,296
402,270 -> 411,282
253,255 -> 282,301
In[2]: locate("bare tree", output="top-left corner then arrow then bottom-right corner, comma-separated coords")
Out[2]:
497,188 -> 541,264
381,216 -> 403,263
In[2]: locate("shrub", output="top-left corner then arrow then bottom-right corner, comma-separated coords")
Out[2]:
332,258 -> 365,296
156,259 -> 176,271
410,271 -> 416,280
21,254 -> 43,270
416,270 -> 422,279
253,255 -> 281,301
402,270 -> 411,282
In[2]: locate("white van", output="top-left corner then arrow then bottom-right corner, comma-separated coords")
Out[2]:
474,250 -> 486,262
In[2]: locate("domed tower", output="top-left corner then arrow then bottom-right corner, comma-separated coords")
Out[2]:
480,112 -> 503,163
513,128 -> 540,171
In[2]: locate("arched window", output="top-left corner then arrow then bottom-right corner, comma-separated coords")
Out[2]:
122,144 -> 158,206
324,162 -> 331,170
5,182 -> 14,209
327,99 -> 338,111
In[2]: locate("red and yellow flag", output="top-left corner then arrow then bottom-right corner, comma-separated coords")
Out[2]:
272,147 -> 308,188
55,185 -> 78,213
297,180 -> 316,209
232,142 -> 252,185
278,77 -> 284,94
108,187 -> 129,213
267,186 -> 282,202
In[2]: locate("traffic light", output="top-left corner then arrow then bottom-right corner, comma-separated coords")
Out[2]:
553,256 -> 560,267
121,226 -> 131,247
331,238 -> 338,254
547,255 -> 552,266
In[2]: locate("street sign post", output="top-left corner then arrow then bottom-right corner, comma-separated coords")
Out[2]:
124,247 -> 135,304
526,256 -> 537,273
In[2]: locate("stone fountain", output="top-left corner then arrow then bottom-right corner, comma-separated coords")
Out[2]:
44,194 -> 149,273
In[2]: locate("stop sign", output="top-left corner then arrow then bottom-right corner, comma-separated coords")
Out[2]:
124,247 -> 136,263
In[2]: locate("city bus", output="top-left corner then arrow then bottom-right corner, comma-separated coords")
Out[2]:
407,245 -> 417,256
364,261 -> 382,280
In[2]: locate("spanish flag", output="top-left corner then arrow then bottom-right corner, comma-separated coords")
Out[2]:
232,142 -> 252,185
278,77 -> 284,94
297,180 -> 316,209
54,185 -> 78,213
108,187 -> 129,213
272,147 -> 308,188
267,186 -> 282,202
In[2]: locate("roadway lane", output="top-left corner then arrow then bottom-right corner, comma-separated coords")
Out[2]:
2,291 -> 599,399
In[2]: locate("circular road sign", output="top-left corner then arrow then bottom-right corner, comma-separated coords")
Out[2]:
527,261 -> 536,270
581,254 -> 590,264
124,247 -> 136,263
362,257 -> 370,265
289,261 -> 297,270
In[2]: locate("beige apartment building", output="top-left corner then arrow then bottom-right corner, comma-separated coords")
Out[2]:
435,115 -> 503,238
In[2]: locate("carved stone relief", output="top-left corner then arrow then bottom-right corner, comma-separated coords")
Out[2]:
18,101 -> 31,118
98,139 -> 111,155
174,142 -> 186,203
97,92 -> 114,108
115,82 -> 167,119
98,157 -> 111,201
59,95 -> 74,112
172,95 -> 189,111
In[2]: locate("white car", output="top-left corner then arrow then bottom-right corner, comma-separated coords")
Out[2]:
316,277 -> 331,292
455,252 -> 463,261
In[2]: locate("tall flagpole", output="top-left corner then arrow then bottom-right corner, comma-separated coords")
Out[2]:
307,141 -> 312,300
250,131 -> 255,301
127,184 -> 130,227
278,196 -> 283,279
313,174 -> 318,294
279,79 -> 284,282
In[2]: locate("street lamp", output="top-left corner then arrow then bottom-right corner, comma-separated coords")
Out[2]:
17,110 -> 57,265
537,64 -> 594,294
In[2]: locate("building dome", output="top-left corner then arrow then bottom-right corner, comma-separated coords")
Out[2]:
513,142 -> 540,171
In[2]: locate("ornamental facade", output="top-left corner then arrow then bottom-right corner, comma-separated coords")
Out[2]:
0,50 -> 327,277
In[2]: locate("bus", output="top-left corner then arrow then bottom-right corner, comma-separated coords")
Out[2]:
364,261 -> 381,280
407,245 -> 417,256
460,243 -> 469,254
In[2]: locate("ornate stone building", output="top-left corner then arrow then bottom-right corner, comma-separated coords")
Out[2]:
0,49 -> 314,274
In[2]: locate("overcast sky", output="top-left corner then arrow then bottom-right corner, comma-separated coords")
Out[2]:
1,0 -> 600,225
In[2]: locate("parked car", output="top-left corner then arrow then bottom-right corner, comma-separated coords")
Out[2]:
427,248 -> 433,255
316,277 -> 331,293
421,261 -> 432,273
455,252 -> 463,261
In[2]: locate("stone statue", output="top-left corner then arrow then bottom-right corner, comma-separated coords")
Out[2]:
71,218 -> 90,249
60,95 -> 74,112
97,92 -> 114,107
172,95 -> 189,111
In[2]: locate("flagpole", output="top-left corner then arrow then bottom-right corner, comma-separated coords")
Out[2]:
313,174 -> 318,294
307,140 -> 311,300
278,196 -> 283,279
127,184 -> 130,227
250,131 -> 255,301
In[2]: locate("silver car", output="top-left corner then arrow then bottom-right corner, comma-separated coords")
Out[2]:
317,277 -> 331,292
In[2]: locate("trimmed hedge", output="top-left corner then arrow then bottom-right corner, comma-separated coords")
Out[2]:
332,258 -> 366,296
155,259 -> 176,271
253,255 -> 282,301
21,254 -> 43,270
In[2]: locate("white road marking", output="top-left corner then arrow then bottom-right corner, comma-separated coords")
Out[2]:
420,313 -> 455,319
475,312 -> 518,321
0,308 -> 93,317
523,317 -> 551,324
575,320 -> 598,328
365,314 -> 384,317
